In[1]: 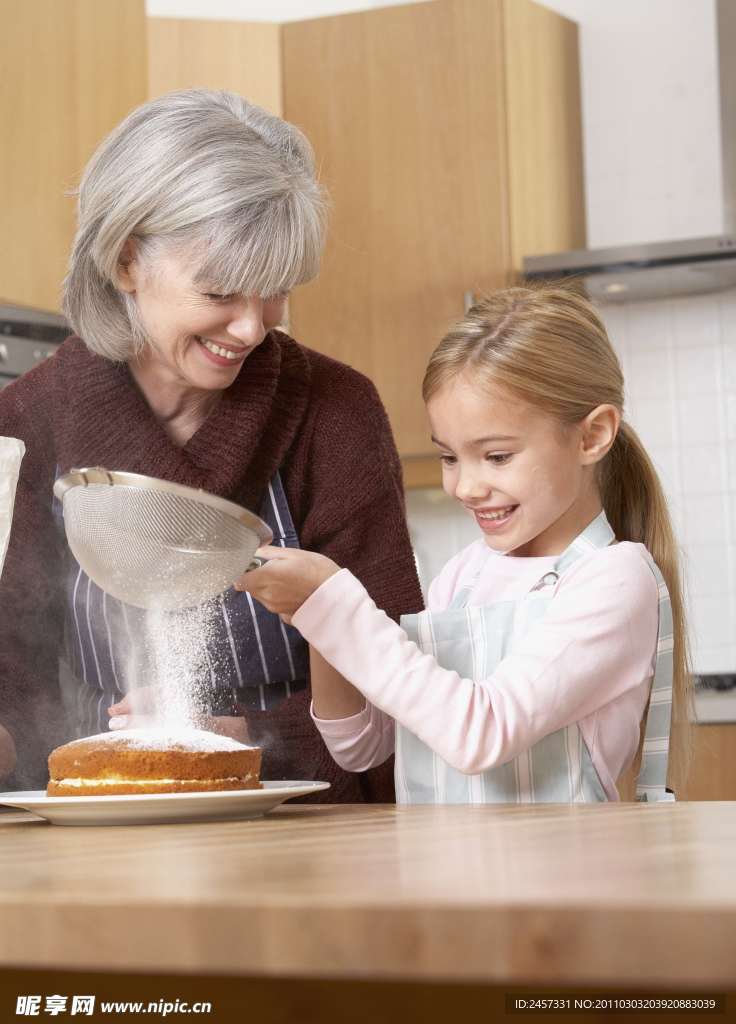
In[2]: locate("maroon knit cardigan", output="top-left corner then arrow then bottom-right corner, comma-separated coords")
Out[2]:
0,331 -> 424,796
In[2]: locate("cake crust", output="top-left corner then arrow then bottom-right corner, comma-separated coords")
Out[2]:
47,729 -> 262,797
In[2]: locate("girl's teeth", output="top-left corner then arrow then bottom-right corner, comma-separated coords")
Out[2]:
478,506 -> 515,521
197,337 -> 240,360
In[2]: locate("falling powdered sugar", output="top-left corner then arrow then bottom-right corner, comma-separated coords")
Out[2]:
119,598 -> 235,731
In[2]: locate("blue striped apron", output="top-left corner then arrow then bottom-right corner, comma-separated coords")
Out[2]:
54,471 -> 310,736
398,512 -> 674,804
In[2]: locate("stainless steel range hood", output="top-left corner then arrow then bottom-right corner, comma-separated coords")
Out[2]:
523,236 -> 736,303
524,0 -> 736,304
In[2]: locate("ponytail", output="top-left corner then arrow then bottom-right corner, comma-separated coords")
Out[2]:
425,287 -> 693,796
600,422 -> 693,794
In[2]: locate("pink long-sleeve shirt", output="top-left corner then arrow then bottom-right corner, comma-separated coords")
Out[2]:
292,539 -> 660,801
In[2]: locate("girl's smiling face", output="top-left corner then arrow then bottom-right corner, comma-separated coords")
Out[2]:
426,378 -> 618,557
118,246 -> 288,393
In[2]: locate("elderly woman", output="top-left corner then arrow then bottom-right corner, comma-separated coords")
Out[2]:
0,89 -> 422,798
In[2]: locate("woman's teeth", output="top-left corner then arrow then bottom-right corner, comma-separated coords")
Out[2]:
197,336 -> 242,360
477,506 -> 516,521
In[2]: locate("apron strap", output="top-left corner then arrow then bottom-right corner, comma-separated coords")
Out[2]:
552,511 -> 616,576
634,555 -> 675,802
452,511 -> 615,609
448,571 -> 481,610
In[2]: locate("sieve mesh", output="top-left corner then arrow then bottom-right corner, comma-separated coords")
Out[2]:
58,474 -> 272,611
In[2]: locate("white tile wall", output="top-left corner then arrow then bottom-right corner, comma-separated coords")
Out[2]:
598,289 -> 736,673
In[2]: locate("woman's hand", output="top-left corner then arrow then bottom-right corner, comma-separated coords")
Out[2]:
108,686 -> 164,731
107,687 -> 251,744
235,546 -> 341,623
0,723 -> 17,776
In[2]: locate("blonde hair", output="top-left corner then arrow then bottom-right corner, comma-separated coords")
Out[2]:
424,286 -> 693,796
63,89 -> 327,361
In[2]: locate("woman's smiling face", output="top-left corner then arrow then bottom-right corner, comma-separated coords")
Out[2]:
118,246 -> 288,392
426,378 -> 612,558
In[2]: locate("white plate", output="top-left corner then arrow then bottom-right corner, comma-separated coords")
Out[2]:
0,781 -> 330,827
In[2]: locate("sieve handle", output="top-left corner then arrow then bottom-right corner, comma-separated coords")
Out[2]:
245,557 -> 266,572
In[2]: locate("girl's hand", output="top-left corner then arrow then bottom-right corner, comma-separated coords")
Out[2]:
235,546 -> 341,623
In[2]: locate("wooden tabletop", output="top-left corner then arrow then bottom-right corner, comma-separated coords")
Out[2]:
1,801 -> 735,988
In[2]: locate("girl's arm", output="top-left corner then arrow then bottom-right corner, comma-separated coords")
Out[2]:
238,549 -> 395,770
309,645 -> 395,771
309,645 -> 364,719
239,544 -> 658,786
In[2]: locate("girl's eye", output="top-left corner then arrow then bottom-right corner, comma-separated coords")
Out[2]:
439,454 -> 457,466
488,453 -> 512,465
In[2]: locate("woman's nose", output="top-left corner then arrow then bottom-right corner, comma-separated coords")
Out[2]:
226,298 -> 267,346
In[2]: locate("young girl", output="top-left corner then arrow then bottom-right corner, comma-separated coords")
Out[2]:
238,287 -> 691,803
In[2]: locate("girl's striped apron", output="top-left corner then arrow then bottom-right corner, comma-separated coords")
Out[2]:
55,471 -> 310,736
398,512 -> 674,804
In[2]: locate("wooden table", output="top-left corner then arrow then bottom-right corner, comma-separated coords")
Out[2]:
0,801 -> 735,990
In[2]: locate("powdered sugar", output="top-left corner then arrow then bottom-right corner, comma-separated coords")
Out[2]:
68,728 -> 252,753
116,599 -> 238,731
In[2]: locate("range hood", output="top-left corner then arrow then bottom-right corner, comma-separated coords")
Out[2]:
524,0 -> 736,304
523,235 -> 736,303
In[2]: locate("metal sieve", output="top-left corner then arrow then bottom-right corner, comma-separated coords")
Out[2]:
53,468 -> 273,611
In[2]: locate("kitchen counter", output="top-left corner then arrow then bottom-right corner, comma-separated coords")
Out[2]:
0,801 -> 735,990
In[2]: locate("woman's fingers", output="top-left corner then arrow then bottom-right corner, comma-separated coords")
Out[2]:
0,723 -> 17,776
108,713 -> 168,731
108,686 -> 160,717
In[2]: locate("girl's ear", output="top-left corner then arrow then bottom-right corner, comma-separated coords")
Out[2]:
116,237 -> 138,293
579,404 -> 620,465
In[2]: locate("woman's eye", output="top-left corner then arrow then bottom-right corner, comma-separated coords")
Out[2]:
439,454 -> 457,466
206,293 -> 234,302
488,453 -> 512,465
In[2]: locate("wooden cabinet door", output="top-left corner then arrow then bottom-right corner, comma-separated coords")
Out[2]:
283,0 -> 509,458
0,0 -> 147,314
684,725 -> 736,801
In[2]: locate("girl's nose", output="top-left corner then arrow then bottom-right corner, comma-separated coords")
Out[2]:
226,298 -> 267,347
453,462 -> 491,503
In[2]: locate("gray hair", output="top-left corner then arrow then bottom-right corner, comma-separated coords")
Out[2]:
63,89 -> 327,360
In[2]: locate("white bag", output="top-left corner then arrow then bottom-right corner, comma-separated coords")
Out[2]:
0,436 -> 25,578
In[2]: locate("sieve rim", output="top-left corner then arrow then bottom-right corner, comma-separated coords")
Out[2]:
53,467 -> 274,545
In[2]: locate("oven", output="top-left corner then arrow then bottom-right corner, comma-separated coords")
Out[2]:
0,303 -> 69,388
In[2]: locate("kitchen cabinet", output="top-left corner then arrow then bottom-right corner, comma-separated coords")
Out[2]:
685,724 -> 736,801
0,0 -> 147,314
283,0 -> 585,467
146,17 -> 282,116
